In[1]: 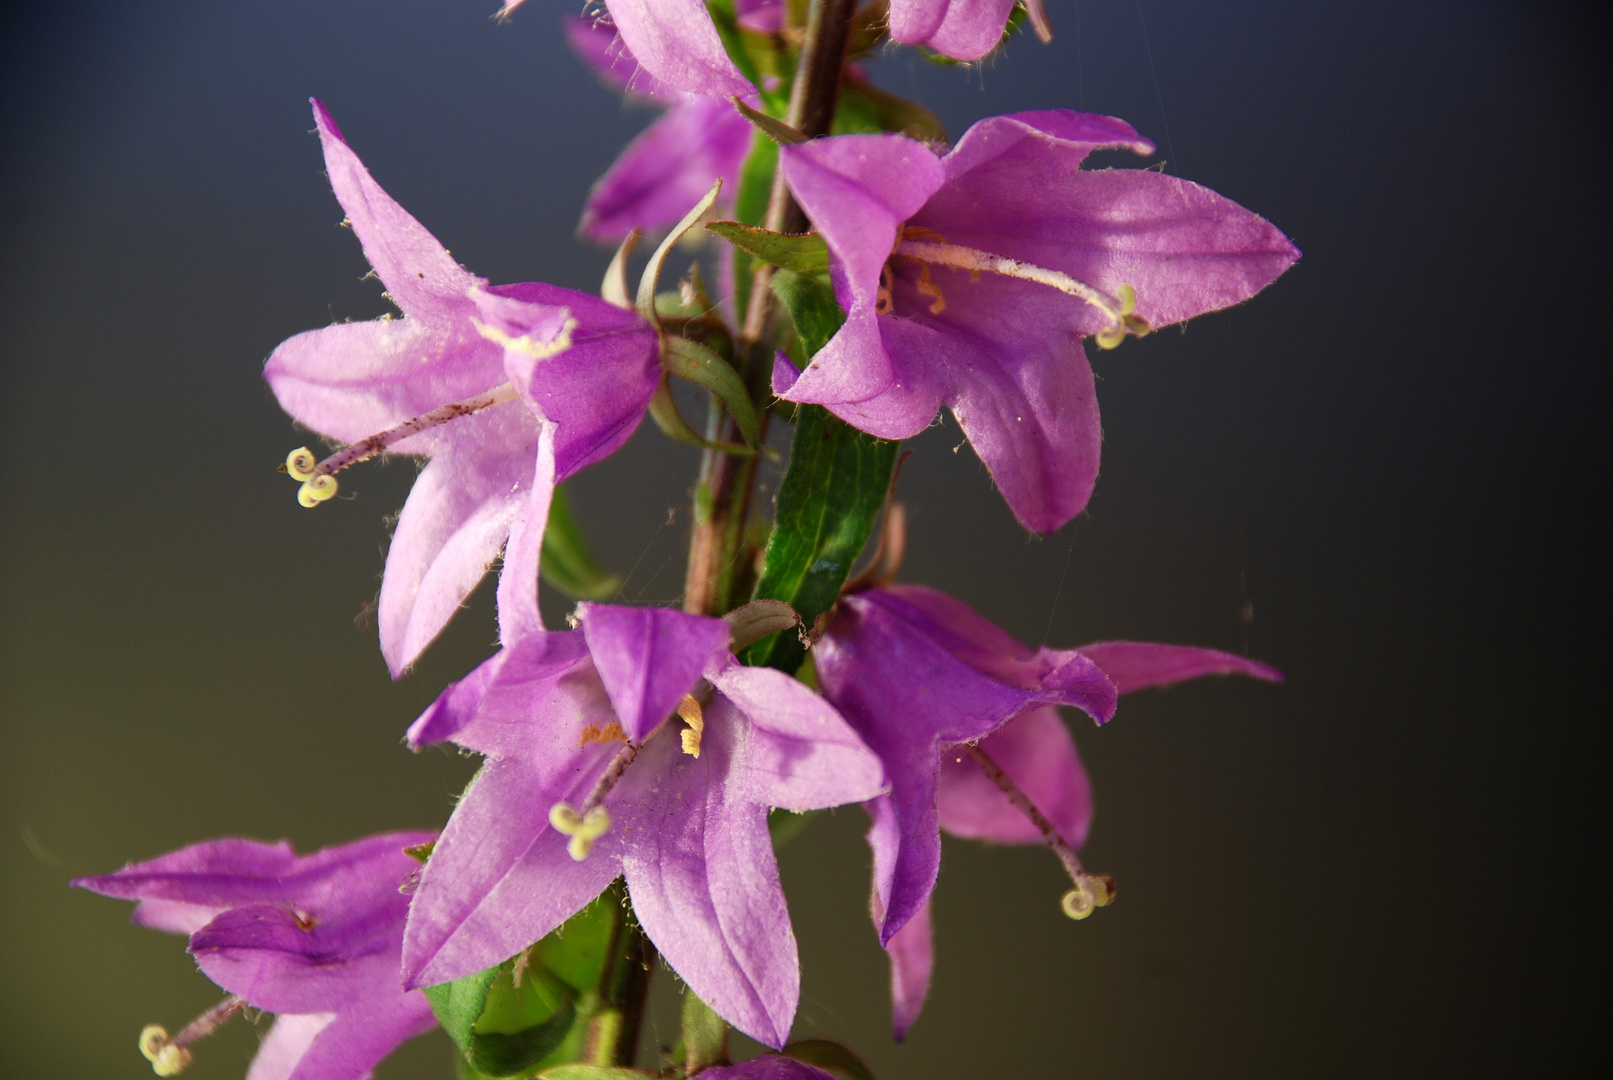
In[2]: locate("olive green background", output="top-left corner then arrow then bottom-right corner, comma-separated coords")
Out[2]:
1,2 -> 1599,1077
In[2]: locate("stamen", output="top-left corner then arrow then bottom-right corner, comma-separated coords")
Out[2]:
282,383 -> 520,508
876,264 -> 895,316
913,260 -> 947,315
892,238 -> 1151,347
580,720 -> 628,747
677,694 -> 705,758
137,997 -> 246,1076
548,740 -> 642,860
963,744 -> 1116,921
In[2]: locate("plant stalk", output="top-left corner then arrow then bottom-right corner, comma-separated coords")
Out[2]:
684,0 -> 856,617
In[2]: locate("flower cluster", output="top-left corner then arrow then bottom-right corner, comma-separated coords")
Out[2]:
79,4 -> 1295,1077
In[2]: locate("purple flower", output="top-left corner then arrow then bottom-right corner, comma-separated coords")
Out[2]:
73,832 -> 438,1080
699,1056 -> 842,1080
264,100 -> 659,675
814,583 -> 1281,1038
889,0 -> 1049,61
501,0 -> 755,98
772,111 -> 1300,533
565,16 -> 754,241
400,595 -> 886,1048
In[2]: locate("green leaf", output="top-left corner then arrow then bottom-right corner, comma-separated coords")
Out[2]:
706,221 -> 829,277
770,269 -> 846,361
724,599 -> 800,652
730,131 -> 779,318
541,486 -> 622,602
836,78 -> 947,142
662,335 -> 760,449
536,1068 -> 653,1080
782,1040 -> 878,1080
743,404 -> 898,673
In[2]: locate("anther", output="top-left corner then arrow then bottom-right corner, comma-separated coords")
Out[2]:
282,384 -> 520,508
549,802 -> 613,861
677,694 -> 705,758
914,261 -> 947,315
963,745 -> 1117,921
137,996 -> 245,1076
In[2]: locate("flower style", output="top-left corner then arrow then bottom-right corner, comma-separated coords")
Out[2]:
264,100 -> 659,675
813,583 -> 1281,1038
772,111 -> 1300,533
565,15 -> 755,241
399,590 -> 886,1047
501,0 -> 755,98
889,0 -> 1053,61
73,832 -> 438,1080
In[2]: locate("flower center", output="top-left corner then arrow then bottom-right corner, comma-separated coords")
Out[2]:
962,744 -> 1117,920
887,226 -> 1152,350
282,382 -> 520,508
137,995 -> 246,1076
549,691 -> 710,860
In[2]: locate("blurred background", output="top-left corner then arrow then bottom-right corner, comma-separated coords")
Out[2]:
1,2 -> 1601,1077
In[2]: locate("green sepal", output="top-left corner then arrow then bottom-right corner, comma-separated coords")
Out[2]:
663,335 -> 760,449
732,97 -> 809,145
647,376 -> 756,456
541,485 -> 622,602
680,991 -> 729,1072
535,1068 -> 654,1080
836,77 -> 947,142
426,890 -> 624,1077
770,268 -> 846,361
706,221 -> 830,277
743,404 -> 897,672
781,1039 -> 878,1080
403,841 -> 435,864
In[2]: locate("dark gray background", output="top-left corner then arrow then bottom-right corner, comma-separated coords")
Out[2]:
1,2 -> 1601,1077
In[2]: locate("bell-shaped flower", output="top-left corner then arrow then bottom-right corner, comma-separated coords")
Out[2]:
264,100 -> 659,675
565,15 -> 754,241
815,583 -> 1281,1039
399,591 -> 887,1049
500,0 -> 755,98
772,111 -> 1300,533
73,831 -> 438,1080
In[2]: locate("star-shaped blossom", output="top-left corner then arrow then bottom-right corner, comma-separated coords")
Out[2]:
500,0 -> 755,98
814,583 -> 1282,1038
264,100 -> 659,675
772,111 -> 1300,533
565,15 -> 755,241
73,832 -> 438,1080
400,589 -> 886,1048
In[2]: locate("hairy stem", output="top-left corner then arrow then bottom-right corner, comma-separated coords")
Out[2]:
685,0 -> 856,617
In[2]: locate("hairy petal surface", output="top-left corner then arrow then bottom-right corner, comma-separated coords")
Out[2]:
888,0 -> 1018,61
603,0 -> 755,98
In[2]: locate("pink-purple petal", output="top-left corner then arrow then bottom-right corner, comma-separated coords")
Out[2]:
376,407 -> 542,676
888,0 -> 1018,61
885,895 -> 933,1041
577,603 -> 731,744
579,95 -> 754,241
1079,641 -> 1284,694
563,15 -> 681,103
603,0 -> 756,98
699,1057 -> 840,1080
937,705 -> 1093,847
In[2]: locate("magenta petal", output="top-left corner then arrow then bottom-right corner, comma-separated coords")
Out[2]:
602,0 -> 755,98
191,911 -> 399,1013
493,425 -> 556,646
563,15 -> 681,103
699,1057 -> 840,1080
938,705 -> 1093,847
402,751 -> 621,989
472,283 -> 661,480
1079,641 -> 1284,694
779,135 -> 947,406
576,603 -> 731,744
888,0 -> 1018,61
706,657 -> 887,811
886,895 -> 933,1041
244,999 -> 436,1080
580,95 -> 753,241
310,100 -> 484,325
616,715 -> 798,1049
817,317 -> 949,441
377,407 -> 542,676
